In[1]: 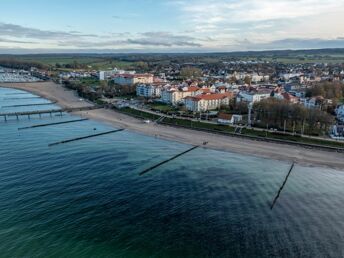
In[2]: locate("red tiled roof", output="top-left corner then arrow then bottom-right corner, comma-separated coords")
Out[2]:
186,86 -> 200,92
200,88 -> 211,93
185,93 -> 232,102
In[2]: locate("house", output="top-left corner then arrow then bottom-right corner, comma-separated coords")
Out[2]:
302,96 -> 323,109
217,86 -> 227,93
184,93 -> 233,112
136,84 -> 161,98
331,125 -> 344,138
113,73 -> 154,86
275,92 -> 299,104
217,112 -> 243,125
336,105 -> 344,122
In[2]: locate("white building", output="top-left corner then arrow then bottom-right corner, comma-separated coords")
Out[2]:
161,86 -> 201,105
236,91 -> 271,103
113,73 -> 154,86
136,84 -> 161,98
184,93 -> 233,112
218,114 -> 243,125
280,73 -> 302,80
301,97 -> 323,109
98,68 -> 132,80
251,74 -> 269,83
336,105 -> 344,122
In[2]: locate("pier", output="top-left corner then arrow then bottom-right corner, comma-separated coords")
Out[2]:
2,102 -> 57,108
48,129 -> 124,146
18,118 -> 89,130
4,92 -> 28,95
3,97 -> 42,100
0,106 -> 100,121
270,162 -> 295,210
139,146 -> 199,175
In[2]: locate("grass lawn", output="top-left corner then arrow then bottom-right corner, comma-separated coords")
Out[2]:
118,108 -> 344,149
147,103 -> 175,112
118,107 -> 161,120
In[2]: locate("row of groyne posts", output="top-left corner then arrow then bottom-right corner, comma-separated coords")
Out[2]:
2,103 -> 295,210
2,105 -> 201,175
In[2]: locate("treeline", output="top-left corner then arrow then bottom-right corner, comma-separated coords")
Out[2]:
55,61 -> 87,70
63,79 -> 136,102
253,98 -> 334,135
0,58 -> 47,70
306,82 -> 344,100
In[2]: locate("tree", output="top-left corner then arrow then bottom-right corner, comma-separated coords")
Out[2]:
180,67 -> 202,79
253,98 -> 334,135
244,76 -> 252,85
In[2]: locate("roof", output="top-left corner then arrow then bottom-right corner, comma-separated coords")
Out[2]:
281,92 -> 298,101
185,93 -> 231,102
218,112 -> 232,120
115,73 -> 153,78
185,86 -> 200,92
200,88 -> 211,93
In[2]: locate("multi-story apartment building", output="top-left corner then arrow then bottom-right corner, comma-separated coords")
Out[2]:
113,73 -> 154,86
136,84 -> 162,98
184,93 -> 234,112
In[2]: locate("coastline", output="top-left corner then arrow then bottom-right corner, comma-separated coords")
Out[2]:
2,81 -> 344,170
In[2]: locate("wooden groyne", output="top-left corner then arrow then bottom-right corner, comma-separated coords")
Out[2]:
18,118 -> 89,130
2,102 -> 57,108
139,146 -> 199,175
270,162 -> 295,210
48,129 -> 124,147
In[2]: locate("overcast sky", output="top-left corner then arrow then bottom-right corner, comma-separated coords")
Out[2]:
0,0 -> 344,53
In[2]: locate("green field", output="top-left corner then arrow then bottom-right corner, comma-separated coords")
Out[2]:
0,55 -> 137,71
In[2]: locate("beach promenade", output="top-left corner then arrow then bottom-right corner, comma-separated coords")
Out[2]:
2,81 -> 344,170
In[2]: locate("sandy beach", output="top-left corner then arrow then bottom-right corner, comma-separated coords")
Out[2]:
2,82 -> 344,170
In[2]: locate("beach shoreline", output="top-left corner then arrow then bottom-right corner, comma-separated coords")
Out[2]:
2,81 -> 344,170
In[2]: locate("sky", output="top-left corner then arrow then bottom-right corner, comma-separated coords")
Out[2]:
0,0 -> 344,53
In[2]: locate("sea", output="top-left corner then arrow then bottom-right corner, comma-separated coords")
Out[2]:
0,87 -> 344,258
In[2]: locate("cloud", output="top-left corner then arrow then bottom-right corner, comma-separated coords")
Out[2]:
0,22 -> 201,49
217,37 -> 344,51
1,1 -> 344,52
57,31 -> 202,48
0,37 -> 34,44
0,23 -> 96,40
131,32 -> 201,47
171,0 -> 344,40
1,37 -> 344,54
257,38 -> 344,50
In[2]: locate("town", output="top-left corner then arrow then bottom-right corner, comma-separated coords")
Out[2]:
2,1 -> 344,256
1,51 -> 344,143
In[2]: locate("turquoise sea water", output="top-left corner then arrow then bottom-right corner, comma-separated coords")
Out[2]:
1,87 -> 344,257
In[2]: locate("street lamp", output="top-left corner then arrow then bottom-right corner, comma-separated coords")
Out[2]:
248,102 -> 253,128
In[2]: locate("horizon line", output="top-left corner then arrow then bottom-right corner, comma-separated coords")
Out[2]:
0,47 -> 344,56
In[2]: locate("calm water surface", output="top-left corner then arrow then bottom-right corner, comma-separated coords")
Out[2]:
0,87 -> 344,257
